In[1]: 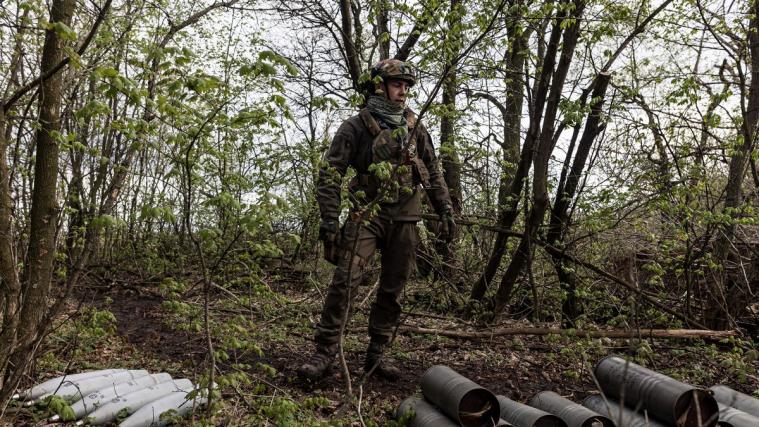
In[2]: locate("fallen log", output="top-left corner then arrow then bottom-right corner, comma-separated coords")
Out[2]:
398,326 -> 737,341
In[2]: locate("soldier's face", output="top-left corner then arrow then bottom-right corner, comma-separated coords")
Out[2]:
385,79 -> 409,104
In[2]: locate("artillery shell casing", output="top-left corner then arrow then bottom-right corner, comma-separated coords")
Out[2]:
716,403 -> 759,427
396,397 -> 459,427
583,394 -> 668,427
530,391 -> 613,427
421,365 -> 500,427
69,372 -> 173,418
497,395 -> 567,427
594,356 -> 718,427
19,369 -> 126,400
710,385 -> 759,418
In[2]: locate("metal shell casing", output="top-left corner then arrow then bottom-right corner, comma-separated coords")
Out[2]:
420,365 -> 500,427
595,356 -> 718,427
530,391 -> 613,427
497,395 -> 567,427
583,394 -> 668,427
396,397 -> 459,427
710,385 -> 759,418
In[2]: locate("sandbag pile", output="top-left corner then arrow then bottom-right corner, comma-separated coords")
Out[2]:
11,368 -> 207,426
397,357 -> 759,427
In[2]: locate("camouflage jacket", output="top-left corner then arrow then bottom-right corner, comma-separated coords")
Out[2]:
317,108 -> 452,222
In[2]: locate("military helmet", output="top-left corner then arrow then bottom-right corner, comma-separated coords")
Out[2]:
369,59 -> 417,88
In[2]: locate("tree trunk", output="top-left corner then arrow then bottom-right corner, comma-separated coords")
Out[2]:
394,15 -> 430,61
472,1 -> 564,301
440,0 -> 463,214
0,0 -> 76,409
707,0 -> 759,328
420,0 -> 464,278
65,80 -> 95,261
493,0 -> 584,316
0,10 -> 30,391
0,110 -> 22,400
340,0 -> 362,89
546,72 -> 611,323
469,2 -> 530,300
376,2 -> 390,60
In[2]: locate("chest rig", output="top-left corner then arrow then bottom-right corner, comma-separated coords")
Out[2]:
352,109 -> 431,205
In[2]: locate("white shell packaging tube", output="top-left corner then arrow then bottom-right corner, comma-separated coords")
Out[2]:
36,370 -> 149,402
51,373 -> 173,421
78,379 -> 194,425
119,387 -> 208,427
15,369 -> 126,400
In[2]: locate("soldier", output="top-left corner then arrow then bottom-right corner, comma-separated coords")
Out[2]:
298,59 -> 456,381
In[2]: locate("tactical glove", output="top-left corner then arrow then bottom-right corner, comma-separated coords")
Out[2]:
319,219 -> 338,241
439,211 -> 457,243
319,219 -> 340,264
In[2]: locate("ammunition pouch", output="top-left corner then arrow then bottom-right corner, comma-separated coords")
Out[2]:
355,107 -> 428,204
372,129 -> 397,162
349,158 -> 425,205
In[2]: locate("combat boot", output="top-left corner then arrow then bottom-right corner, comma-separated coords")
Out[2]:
364,342 -> 401,380
297,348 -> 334,381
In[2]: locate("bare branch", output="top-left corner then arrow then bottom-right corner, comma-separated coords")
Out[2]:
3,0 -> 113,112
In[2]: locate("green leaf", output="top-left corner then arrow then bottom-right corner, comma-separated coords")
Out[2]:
258,50 -> 298,76
90,214 -> 121,230
50,21 -> 77,41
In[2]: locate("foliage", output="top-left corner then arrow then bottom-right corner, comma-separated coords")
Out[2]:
2,0 -> 759,423
42,395 -> 76,422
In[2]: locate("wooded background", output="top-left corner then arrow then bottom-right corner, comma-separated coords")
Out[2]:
0,0 -> 757,419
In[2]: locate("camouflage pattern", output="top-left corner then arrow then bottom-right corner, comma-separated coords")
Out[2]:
371,59 -> 417,86
316,109 -> 451,222
312,108 -> 453,354
314,216 -> 418,350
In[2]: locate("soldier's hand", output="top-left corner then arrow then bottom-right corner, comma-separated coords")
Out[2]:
439,211 -> 457,243
318,219 -> 338,242
319,219 -> 340,264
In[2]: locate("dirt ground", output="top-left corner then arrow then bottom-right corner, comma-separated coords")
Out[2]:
4,264 -> 758,426
96,276 -> 759,425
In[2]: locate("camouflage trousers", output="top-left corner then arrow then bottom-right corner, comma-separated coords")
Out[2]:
315,216 -> 419,352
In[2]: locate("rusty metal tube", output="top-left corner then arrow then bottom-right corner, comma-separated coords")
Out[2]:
530,391 -> 613,427
497,395 -> 567,427
420,365 -> 500,427
710,385 -> 759,418
396,397 -> 459,427
583,394 -> 668,427
595,356 -> 718,427
716,403 -> 759,427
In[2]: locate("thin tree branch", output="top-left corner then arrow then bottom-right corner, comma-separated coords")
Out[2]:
3,0 -> 113,112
